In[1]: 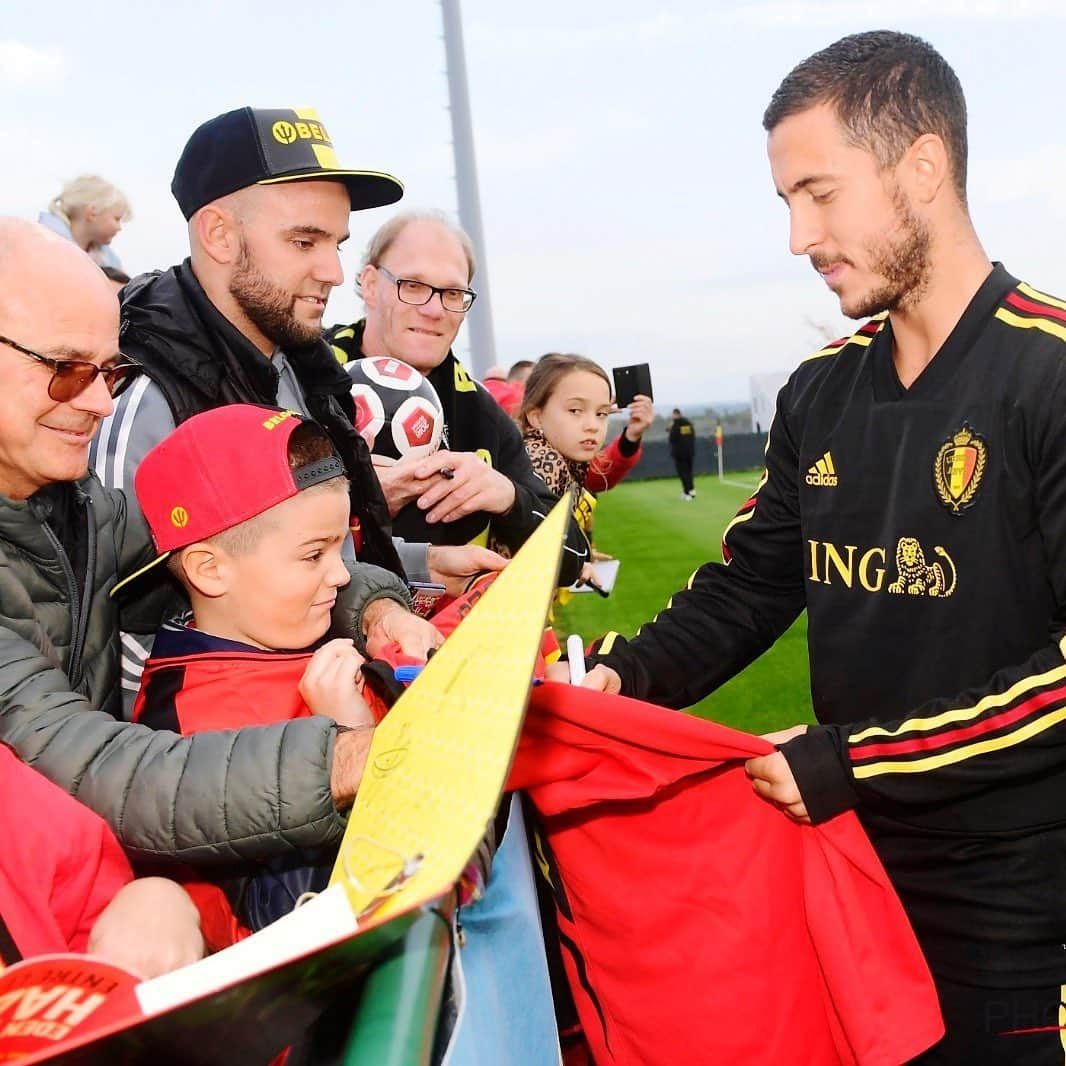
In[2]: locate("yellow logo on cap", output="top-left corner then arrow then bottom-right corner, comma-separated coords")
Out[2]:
272,121 -> 298,145
170,506 -> 189,529
262,410 -> 297,430
272,118 -> 331,146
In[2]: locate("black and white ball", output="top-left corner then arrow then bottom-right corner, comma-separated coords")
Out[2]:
345,356 -> 445,466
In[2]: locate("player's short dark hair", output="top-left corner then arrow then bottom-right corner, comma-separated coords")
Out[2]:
762,31 -> 968,201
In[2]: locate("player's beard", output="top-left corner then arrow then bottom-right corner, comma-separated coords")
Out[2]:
819,186 -> 933,321
229,239 -> 324,350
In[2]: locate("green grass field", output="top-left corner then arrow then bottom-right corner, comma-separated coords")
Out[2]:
555,472 -> 815,735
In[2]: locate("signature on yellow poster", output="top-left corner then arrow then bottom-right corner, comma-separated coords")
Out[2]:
330,494 -> 570,919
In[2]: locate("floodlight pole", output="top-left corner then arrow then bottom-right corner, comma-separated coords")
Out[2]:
441,0 -> 497,378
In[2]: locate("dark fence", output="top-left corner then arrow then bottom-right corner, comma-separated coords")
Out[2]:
623,433 -> 766,481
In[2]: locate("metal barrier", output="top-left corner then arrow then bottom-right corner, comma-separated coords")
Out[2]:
340,906 -> 453,1065
288,902 -> 452,1066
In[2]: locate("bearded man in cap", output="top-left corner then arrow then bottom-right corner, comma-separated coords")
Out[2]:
90,108 -> 489,690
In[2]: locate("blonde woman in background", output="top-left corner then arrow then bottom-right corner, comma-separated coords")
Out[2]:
38,174 -> 130,271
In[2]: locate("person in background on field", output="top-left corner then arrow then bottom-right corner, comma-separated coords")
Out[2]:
38,175 -> 130,272
668,407 -> 697,499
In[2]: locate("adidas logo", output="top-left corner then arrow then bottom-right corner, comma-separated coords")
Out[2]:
805,451 -> 838,487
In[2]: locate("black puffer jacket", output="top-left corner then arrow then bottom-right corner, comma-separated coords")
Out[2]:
121,262 -> 404,577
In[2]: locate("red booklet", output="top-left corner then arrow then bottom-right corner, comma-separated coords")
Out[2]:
0,884 -> 421,1065
0,957 -> 138,1062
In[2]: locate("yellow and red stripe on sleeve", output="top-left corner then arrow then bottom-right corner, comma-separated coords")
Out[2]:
808,316 -> 886,360
994,285 -> 1066,345
847,662 -> 1066,778
721,470 -> 766,564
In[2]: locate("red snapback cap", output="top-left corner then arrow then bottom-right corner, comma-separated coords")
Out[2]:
111,405 -> 344,597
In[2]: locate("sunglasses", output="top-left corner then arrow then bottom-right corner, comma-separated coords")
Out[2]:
0,334 -> 142,402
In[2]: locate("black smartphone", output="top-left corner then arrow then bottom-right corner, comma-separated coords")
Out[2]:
612,363 -> 653,408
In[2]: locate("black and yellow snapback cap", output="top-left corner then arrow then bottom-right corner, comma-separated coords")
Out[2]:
171,106 -> 404,220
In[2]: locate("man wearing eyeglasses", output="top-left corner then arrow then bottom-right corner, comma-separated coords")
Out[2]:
0,217 -> 385,881
328,211 -> 580,565
330,210 -> 585,1066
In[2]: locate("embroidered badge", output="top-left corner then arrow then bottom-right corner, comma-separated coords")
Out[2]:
934,424 -> 986,514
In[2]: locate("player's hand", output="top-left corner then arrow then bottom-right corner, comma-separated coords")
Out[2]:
544,661 -> 572,684
299,638 -> 375,728
761,724 -> 809,746
411,450 -> 517,523
362,598 -> 443,659
569,663 -> 622,692
544,659 -> 618,687
623,394 -> 654,442
427,544 -> 509,598
88,878 -> 205,978
745,750 -> 810,824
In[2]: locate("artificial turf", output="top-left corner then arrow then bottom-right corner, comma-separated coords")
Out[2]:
554,472 -> 816,735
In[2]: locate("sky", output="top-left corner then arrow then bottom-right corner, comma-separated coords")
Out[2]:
4,1 -> 1066,405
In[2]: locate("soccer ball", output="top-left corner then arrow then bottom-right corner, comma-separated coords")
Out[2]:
344,356 -> 445,466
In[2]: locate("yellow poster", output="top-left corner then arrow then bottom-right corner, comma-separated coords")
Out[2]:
330,495 -> 570,920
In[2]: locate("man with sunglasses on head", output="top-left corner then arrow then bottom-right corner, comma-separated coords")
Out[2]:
0,217 -> 389,883
329,211 -> 583,567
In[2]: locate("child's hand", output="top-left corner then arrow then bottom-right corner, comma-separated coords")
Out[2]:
299,639 -> 376,728
88,878 -> 205,978
624,394 -> 654,441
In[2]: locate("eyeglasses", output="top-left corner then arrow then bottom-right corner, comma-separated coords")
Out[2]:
376,265 -> 477,314
0,334 -> 142,402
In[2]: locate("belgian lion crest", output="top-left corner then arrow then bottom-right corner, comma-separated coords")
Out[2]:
888,537 -> 957,597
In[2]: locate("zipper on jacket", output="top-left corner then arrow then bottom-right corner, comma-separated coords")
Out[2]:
71,491 -> 97,684
32,489 -> 96,685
